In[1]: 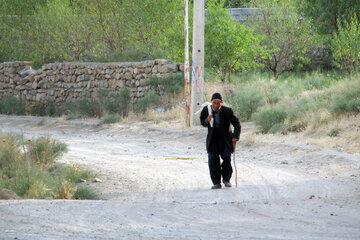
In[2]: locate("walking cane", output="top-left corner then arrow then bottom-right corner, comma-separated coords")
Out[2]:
233,142 -> 238,188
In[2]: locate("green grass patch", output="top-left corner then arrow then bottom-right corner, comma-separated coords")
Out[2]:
0,94 -> 26,115
252,105 -> 287,133
327,128 -> 340,137
0,133 -> 97,199
133,91 -> 161,114
330,81 -> 360,114
102,114 -> 121,124
98,87 -> 131,117
148,73 -> 184,97
227,87 -> 264,121
228,70 -> 358,134
73,185 -> 99,200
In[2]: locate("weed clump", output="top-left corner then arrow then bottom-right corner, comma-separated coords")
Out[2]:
73,185 -> 99,200
0,95 -> 26,115
330,81 -> 360,114
133,91 -> 161,114
227,88 -> 264,121
0,133 -> 97,199
252,105 -> 287,133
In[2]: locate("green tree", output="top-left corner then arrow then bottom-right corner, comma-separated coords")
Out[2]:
121,0 -> 183,59
0,0 -> 41,61
31,0 -> 95,64
224,0 -> 251,8
205,0 -> 265,82
205,0 -> 251,8
0,0 -> 185,64
73,0 -> 129,52
331,14 -> 360,79
297,0 -> 360,35
250,0 -> 316,80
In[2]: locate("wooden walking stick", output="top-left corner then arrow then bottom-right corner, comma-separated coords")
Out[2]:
233,142 -> 238,188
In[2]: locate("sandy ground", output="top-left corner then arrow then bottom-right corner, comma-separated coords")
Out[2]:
0,115 -> 359,240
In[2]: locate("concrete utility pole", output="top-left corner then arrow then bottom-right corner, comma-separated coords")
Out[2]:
190,0 -> 205,126
184,0 -> 191,127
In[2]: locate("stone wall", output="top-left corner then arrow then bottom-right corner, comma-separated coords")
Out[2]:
0,60 -> 183,109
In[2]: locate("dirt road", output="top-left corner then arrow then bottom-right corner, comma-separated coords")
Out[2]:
0,115 -> 359,239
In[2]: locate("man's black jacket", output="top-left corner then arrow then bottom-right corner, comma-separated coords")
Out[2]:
200,105 -> 241,153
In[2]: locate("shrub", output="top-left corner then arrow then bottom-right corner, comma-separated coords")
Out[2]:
66,92 -> 101,118
0,134 -> 97,199
330,82 -> 360,114
54,180 -> 73,199
133,91 -> 161,114
268,123 -> 286,134
117,87 -> 131,117
73,185 -> 99,200
261,82 -> 281,105
0,134 -> 21,168
0,94 -> 26,115
303,73 -> 332,90
227,88 -> 264,121
327,128 -> 339,137
287,96 -> 312,122
31,101 -> 60,117
49,164 -> 96,184
27,136 -> 68,168
102,114 -> 121,124
148,73 -> 184,97
88,47 -> 144,62
98,87 -> 131,117
252,105 -> 287,133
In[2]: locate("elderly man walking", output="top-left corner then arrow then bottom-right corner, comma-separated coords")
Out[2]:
200,93 -> 241,189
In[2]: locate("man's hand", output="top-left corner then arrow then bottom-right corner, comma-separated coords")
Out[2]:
207,114 -> 213,123
232,138 -> 239,147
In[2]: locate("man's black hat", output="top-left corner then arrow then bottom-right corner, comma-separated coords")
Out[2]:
211,92 -> 222,101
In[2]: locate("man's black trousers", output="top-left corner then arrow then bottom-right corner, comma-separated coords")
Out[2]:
207,137 -> 233,185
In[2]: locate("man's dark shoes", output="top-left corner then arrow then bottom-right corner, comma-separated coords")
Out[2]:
211,184 -> 222,189
223,181 -> 232,188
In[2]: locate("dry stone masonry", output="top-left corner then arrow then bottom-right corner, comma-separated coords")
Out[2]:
0,60 -> 183,110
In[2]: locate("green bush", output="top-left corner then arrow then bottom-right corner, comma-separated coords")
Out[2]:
88,48 -> 144,62
66,92 -> 101,118
6,164 -> 57,198
134,91 -> 161,114
98,87 -> 131,117
327,128 -> 339,137
227,88 -> 264,121
304,73 -> 332,90
27,136 -> 68,168
73,185 -> 99,200
31,101 -> 60,117
148,73 -> 184,96
102,114 -> 121,124
0,133 -> 21,168
262,82 -> 281,105
55,164 -> 96,184
252,105 -> 287,133
0,95 -> 26,115
287,96 -> 312,122
0,133 -> 97,199
31,102 -> 47,116
268,123 -> 286,134
330,82 -> 360,114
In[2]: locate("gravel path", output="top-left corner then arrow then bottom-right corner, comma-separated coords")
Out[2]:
0,115 -> 359,240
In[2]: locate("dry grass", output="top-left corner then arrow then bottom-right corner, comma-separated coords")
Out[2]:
54,180 -> 72,199
204,82 -> 236,104
251,113 -> 360,155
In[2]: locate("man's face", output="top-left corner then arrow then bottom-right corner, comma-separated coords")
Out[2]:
211,99 -> 222,112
